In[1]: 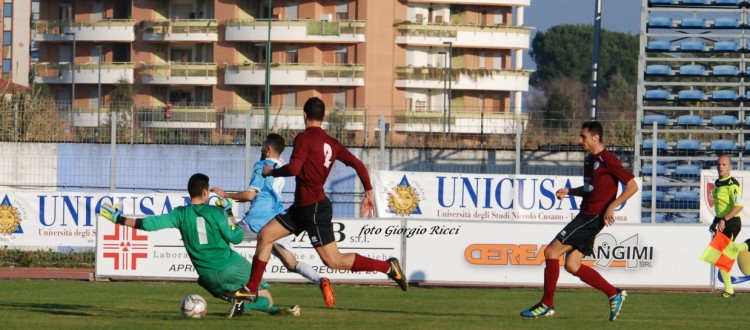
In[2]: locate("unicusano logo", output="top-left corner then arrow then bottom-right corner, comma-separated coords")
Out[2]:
465,233 -> 654,269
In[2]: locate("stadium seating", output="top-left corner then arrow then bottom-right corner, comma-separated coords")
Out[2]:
649,16 -> 673,27
676,115 -> 703,126
647,40 -> 671,51
745,116 -> 750,126
643,164 -> 667,175
649,0 -> 673,4
642,190 -> 667,201
713,41 -> 739,51
643,138 -> 669,150
711,114 -> 738,125
714,17 -> 740,28
714,0 -> 741,4
710,139 -> 737,151
644,89 -> 671,100
642,213 -> 668,224
674,191 -> 700,202
673,216 -> 699,223
682,0 -> 709,4
712,65 -> 739,76
643,114 -> 670,125
711,90 -> 739,101
676,139 -> 702,150
680,17 -> 706,27
680,41 -> 705,51
675,164 -> 701,176
677,89 -> 704,100
645,64 -> 672,75
679,64 -> 705,75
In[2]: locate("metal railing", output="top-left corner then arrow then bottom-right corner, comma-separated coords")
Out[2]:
140,19 -> 219,34
34,19 -> 136,34
394,21 -> 531,38
140,63 -> 217,78
225,19 -> 366,35
227,62 -> 365,79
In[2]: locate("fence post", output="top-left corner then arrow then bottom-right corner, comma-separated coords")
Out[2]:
515,112 -> 521,175
110,110 -> 116,192
379,115 -> 386,170
650,121 -> 657,224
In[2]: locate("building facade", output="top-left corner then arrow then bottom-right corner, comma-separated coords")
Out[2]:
1,0 -> 31,87
33,0 -> 530,145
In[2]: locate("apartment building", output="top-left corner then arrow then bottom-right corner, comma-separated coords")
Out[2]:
33,0 -> 530,144
1,0 -> 31,87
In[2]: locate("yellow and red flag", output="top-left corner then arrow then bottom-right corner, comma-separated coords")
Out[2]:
700,232 -> 740,273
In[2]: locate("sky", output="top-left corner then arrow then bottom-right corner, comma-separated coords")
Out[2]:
522,0 -> 642,69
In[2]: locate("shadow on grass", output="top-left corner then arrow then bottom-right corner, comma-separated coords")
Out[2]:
0,302 -> 94,316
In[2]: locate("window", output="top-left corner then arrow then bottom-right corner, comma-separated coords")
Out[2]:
478,49 -> 486,68
336,3 -> 348,20
285,46 -> 298,64
494,9 -> 504,25
283,90 -> 296,107
493,51 -> 502,69
285,1 -> 298,20
2,32 -> 9,46
333,90 -> 346,109
3,4 -> 11,18
2,59 -> 10,73
335,46 -> 348,64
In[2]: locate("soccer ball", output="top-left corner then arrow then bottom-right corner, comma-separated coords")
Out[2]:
181,294 -> 207,318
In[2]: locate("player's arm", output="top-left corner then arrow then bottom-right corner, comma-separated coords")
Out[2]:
264,136 -> 308,177
99,203 -> 178,231
211,187 -> 258,203
335,144 -> 375,217
556,186 -> 584,199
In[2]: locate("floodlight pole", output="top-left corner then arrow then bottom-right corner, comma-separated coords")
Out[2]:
590,0 -> 602,120
264,0 -> 272,137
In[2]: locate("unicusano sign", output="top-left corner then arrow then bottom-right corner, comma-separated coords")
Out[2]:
372,171 -> 642,223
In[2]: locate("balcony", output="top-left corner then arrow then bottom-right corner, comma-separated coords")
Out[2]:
34,20 -> 136,42
140,63 -> 217,85
395,22 -> 530,49
395,66 -> 529,91
33,62 -> 135,84
407,0 -> 530,5
69,106 -> 110,127
222,107 -> 365,131
141,19 -> 218,42
225,19 -> 365,43
225,63 -> 364,86
139,105 -> 217,129
393,110 -> 527,134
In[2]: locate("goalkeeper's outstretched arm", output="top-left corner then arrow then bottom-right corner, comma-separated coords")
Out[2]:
99,203 -> 146,229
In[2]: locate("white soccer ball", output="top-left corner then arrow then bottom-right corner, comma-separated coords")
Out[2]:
181,294 -> 207,319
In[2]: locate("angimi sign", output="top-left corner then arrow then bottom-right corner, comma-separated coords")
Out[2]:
372,171 -> 642,223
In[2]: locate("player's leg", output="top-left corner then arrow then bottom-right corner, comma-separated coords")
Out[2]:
244,215 -> 297,295
721,218 -> 743,297
520,238 -> 568,318
272,238 -> 335,307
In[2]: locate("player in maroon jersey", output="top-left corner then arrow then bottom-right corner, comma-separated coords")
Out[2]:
520,121 -> 638,321
225,97 -> 407,304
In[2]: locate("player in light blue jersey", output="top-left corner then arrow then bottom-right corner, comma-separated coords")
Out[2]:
212,133 -> 336,308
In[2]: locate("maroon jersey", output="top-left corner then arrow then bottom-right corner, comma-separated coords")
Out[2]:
580,149 -> 634,215
270,127 -> 373,206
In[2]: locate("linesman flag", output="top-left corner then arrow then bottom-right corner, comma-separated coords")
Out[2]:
700,232 -> 740,273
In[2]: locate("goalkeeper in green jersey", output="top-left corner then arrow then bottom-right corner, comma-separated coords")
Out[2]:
99,173 -> 299,318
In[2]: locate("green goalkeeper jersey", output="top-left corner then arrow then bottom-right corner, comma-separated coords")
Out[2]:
142,203 -> 244,276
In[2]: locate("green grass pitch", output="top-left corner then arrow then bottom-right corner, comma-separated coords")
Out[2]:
0,279 -> 746,329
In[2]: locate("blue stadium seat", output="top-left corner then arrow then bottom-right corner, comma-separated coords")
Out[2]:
680,41 -> 705,51
714,41 -> 739,51
643,114 -> 670,125
711,90 -> 739,100
647,40 -> 671,51
677,89 -> 704,100
711,114 -> 738,125
644,89 -> 671,100
714,17 -> 740,27
643,139 -> 668,150
710,139 -> 737,151
681,17 -> 706,27
673,216 -> 699,223
643,165 -> 666,175
674,191 -> 700,202
649,16 -> 673,27
646,64 -> 672,75
745,116 -> 750,126
682,0 -> 709,4
679,64 -> 705,75
676,115 -> 703,125
649,0 -> 673,3
675,164 -> 701,176
712,65 -> 739,76
642,213 -> 668,224
642,190 -> 667,201
676,139 -> 702,150
715,0 -> 740,4
746,90 -> 750,100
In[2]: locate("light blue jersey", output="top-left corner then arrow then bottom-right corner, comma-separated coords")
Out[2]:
242,158 -> 285,233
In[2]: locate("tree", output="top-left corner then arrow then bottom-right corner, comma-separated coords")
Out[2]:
530,24 -> 639,92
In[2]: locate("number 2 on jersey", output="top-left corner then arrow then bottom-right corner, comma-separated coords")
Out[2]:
323,143 -> 332,168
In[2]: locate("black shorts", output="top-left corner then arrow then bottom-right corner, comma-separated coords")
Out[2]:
710,216 -> 742,240
276,198 -> 334,248
555,214 -> 605,256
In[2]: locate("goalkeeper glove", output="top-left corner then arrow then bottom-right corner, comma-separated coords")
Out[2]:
100,203 -> 125,225
216,197 -> 234,216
